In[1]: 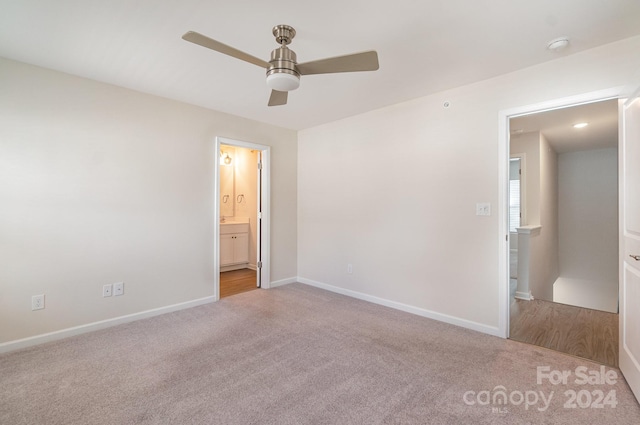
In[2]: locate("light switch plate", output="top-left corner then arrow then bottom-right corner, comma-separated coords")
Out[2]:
476,202 -> 491,216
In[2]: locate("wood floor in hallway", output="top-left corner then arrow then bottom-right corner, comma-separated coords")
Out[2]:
510,298 -> 618,367
220,268 -> 258,298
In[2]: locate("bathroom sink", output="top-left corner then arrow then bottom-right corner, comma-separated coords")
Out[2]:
220,221 -> 249,235
220,218 -> 249,225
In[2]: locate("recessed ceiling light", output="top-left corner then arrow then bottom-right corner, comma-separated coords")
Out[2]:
547,37 -> 570,51
573,122 -> 588,129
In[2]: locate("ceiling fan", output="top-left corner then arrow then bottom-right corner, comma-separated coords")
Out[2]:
182,25 -> 379,106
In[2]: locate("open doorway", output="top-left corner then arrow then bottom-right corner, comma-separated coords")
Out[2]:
215,137 -> 270,299
505,98 -> 619,366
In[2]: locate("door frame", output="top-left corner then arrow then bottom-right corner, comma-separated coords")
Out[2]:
214,136 -> 271,300
497,86 -> 626,338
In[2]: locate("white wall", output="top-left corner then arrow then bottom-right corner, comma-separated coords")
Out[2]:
297,35 -> 640,332
511,132 -> 540,226
534,134 -> 559,301
509,132 -> 559,301
0,58 -> 297,344
219,146 -> 235,218
233,147 -> 259,267
558,148 -> 618,282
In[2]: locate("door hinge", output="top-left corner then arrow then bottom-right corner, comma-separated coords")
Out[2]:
506,234 -> 509,241
258,161 -> 262,170
257,261 -> 262,269
258,211 -> 262,219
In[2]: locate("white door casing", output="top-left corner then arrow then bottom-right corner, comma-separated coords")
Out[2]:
498,87 -> 625,338
214,136 -> 271,300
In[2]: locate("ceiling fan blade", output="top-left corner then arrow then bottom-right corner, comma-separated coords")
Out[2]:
268,90 -> 288,106
182,31 -> 270,69
297,51 -> 379,75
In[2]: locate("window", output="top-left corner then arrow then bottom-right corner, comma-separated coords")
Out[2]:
509,179 -> 520,232
509,158 -> 521,232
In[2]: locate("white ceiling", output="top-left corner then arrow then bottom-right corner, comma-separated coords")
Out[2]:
510,99 -> 619,153
1,0 -> 640,130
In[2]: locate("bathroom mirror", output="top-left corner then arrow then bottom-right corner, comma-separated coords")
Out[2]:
220,146 -> 235,218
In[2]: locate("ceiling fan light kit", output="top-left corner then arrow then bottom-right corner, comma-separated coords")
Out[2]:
266,72 -> 300,91
182,24 -> 379,106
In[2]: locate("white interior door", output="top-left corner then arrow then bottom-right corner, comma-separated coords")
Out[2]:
620,89 -> 640,402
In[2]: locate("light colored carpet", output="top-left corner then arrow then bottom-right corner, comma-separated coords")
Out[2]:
1,283 -> 639,424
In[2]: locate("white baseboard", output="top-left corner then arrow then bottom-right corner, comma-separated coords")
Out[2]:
220,264 -> 249,272
298,277 -> 501,337
2,278 -> 501,353
269,277 -> 297,288
515,291 -> 533,301
0,296 -> 216,354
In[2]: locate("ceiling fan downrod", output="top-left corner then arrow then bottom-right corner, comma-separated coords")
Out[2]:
266,25 -> 301,92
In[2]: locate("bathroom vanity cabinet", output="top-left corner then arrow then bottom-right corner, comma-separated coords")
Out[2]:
220,223 -> 249,267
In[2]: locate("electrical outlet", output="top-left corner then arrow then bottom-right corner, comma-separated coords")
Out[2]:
347,264 -> 353,274
31,294 -> 45,311
103,284 -> 112,297
113,282 -> 124,296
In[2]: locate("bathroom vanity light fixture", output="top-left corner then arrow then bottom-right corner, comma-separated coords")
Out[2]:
220,150 -> 232,165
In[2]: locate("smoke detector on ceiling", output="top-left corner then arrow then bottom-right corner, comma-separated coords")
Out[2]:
547,37 -> 570,51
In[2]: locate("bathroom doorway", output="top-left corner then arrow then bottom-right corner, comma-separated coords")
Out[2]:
504,97 -> 619,366
508,156 -> 523,301
215,137 -> 270,299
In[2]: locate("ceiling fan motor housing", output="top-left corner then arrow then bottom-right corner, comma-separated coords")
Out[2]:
266,46 -> 300,91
